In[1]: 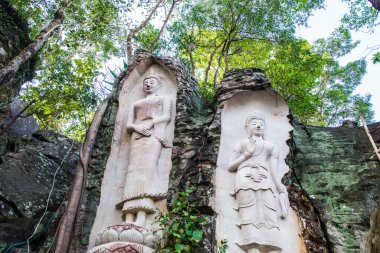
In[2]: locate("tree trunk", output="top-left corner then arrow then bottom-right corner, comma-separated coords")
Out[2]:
0,0 -> 72,87
368,0 -> 380,11
51,100 -> 109,253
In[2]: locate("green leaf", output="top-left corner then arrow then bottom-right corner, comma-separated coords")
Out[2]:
192,230 -> 203,242
372,52 -> 380,64
109,68 -> 118,79
175,244 -> 185,252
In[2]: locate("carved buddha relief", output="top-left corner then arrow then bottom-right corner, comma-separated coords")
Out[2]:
228,112 -> 289,253
117,72 -> 173,227
88,63 -> 177,252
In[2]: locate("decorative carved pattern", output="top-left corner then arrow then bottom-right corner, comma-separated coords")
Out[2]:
90,242 -> 148,253
103,224 -> 148,234
95,223 -> 157,248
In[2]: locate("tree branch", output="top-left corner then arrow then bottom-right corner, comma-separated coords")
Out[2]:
204,40 -> 224,84
127,0 -> 164,59
149,0 -> 179,51
51,100 -> 109,253
213,54 -> 223,87
188,44 -> 196,75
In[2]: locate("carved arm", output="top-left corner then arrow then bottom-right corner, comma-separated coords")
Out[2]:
269,145 -> 289,218
152,98 -> 172,125
228,143 -> 249,172
126,105 -> 151,136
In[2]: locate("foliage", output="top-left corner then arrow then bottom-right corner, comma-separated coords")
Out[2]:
169,0 -> 324,86
20,34 -> 102,140
169,0 -> 374,126
134,23 -> 171,54
8,0 -> 177,140
218,239 -> 228,253
267,28 -> 374,125
373,51 -> 380,63
341,0 -> 380,67
4,0 -> 377,138
341,0 -> 379,31
10,0 -> 127,140
154,188 -> 208,253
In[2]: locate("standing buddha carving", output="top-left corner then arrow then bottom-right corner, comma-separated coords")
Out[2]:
228,112 -> 289,253
117,72 -> 173,228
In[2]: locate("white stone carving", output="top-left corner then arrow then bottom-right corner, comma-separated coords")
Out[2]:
116,72 -> 173,228
215,90 -> 305,253
228,112 -> 289,252
88,241 -> 153,253
94,224 -> 158,248
88,62 -> 177,251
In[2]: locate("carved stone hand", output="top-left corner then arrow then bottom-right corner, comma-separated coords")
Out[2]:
135,125 -> 151,136
243,151 -> 252,158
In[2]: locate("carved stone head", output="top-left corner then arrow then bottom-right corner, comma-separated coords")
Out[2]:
245,111 -> 266,139
143,69 -> 162,95
143,76 -> 160,95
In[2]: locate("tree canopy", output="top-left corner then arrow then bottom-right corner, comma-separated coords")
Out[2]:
2,0 -> 379,139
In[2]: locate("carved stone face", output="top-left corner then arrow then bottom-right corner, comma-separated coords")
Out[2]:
247,119 -> 265,137
143,77 -> 159,95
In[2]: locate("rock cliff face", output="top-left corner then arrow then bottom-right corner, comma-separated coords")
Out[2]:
292,122 -> 380,252
0,130 -> 80,252
70,51 -> 215,252
360,122 -> 380,253
210,69 -> 330,252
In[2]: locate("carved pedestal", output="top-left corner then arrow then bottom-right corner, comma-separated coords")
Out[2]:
88,223 -> 157,253
88,242 -> 152,253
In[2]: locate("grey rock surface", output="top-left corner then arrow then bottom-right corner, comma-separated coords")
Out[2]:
0,98 -> 39,136
292,122 -> 380,252
0,129 -> 79,251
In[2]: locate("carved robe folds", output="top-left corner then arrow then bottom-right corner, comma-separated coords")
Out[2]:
230,139 -> 282,251
119,95 -> 173,215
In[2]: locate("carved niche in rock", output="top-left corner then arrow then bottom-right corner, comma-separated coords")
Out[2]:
88,61 -> 177,252
215,90 -> 305,253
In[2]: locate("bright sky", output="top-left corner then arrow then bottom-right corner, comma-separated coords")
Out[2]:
296,0 -> 380,122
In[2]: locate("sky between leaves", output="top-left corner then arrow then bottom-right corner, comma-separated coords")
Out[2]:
6,0 -> 379,139
297,0 -> 380,121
